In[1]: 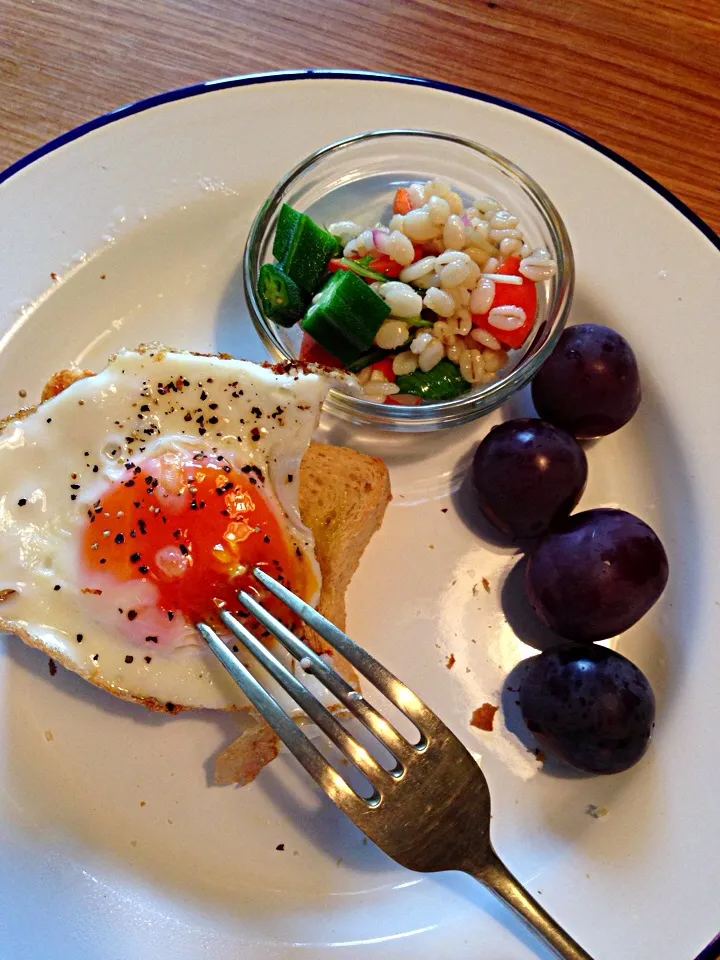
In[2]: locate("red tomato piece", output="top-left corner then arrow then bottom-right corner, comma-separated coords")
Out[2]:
370,356 -> 397,382
367,255 -> 404,278
393,188 -> 413,215
471,256 -> 537,350
298,332 -> 343,368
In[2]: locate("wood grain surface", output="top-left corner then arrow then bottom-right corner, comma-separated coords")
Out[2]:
1,0 -> 719,233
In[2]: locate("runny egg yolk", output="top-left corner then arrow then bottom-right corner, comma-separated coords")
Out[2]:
82,449 -> 314,633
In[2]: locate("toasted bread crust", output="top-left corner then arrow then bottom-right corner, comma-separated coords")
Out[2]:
0,356 -> 390,714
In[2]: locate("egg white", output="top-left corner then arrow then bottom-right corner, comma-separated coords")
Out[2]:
0,347 -> 342,710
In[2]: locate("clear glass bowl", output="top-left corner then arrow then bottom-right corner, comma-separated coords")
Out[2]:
244,130 -> 574,432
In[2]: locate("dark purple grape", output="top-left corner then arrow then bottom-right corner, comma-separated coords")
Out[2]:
525,508 -> 668,641
519,643 -> 655,774
531,324 -> 641,438
472,419 -> 587,538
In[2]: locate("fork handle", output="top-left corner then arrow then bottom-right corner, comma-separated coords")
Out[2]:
465,848 -> 594,960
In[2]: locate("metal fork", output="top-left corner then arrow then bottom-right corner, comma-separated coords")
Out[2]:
197,568 -> 593,960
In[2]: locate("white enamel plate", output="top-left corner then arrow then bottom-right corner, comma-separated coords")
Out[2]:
0,71 -> 718,960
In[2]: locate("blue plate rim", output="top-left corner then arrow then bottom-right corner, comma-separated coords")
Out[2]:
0,67 -> 718,253
0,66 -> 718,959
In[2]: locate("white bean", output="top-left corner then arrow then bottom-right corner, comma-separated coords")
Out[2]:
519,256 -> 558,282
419,338 -> 445,372
532,247 -> 552,260
464,259 -> 481,286
443,215 -> 466,250
520,242 -> 532,258
464,245 -> 491,266
483,348 -> 507,372
470,327 -> 502,350
378,281 -> 423,318
328,220 -> 362,245
424,179 -> 452,201
427,195 -> 451,226
446,342 -> 462,364
489,210 -> 520,229
440,258 -> 471,289
433,319 -> 455,344
356,366 -> 372,385
364,381 -> 400,397
399,255 -> 437,283
344,228 -> 375,258
410,330 -> 435,354
471,196 -> 500,214
385,229 -> 415,266
436,249 -> 472,266
500,237 -> 522,257
414,270 -> 441,290
454,310 -> 472,336
407,183 -> 426,209
470,277 -> 496,314
451,285 -> 471,308
392,351 -> 418,376
488,305 -> 526,331
374,320 -> 410,350
484,256 -> 500,274
446,191 -> 464,215
423,286 -> 455,317
466,216 -> 489,243
459,347 -> 486,383
403,207 -> 440,242
489,228 -> 523,242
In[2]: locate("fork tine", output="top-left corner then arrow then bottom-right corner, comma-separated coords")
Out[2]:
252,567 -> 429,727
216,610 -> 387,786
197,622 -> 370,815
238,588 -> 415,762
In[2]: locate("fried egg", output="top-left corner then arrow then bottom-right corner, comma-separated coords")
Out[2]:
0,346 -> 349,710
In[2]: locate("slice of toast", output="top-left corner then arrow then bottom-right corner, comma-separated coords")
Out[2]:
0,365 -> 391,711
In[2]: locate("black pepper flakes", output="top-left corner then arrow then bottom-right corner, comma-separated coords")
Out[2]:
127,610 -> 138,621
125,655 -> 134,664
17,498 -> 27,507
145,656 -> 152,663
48,658 -> 57,676
114,533 -> 125,544
139,565 -> 149,574
76,634 -> 83,643
53,584 -> 61,591
145,636 -> 158,644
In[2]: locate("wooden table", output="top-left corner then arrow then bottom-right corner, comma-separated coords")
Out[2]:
2,0 -> 719,234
